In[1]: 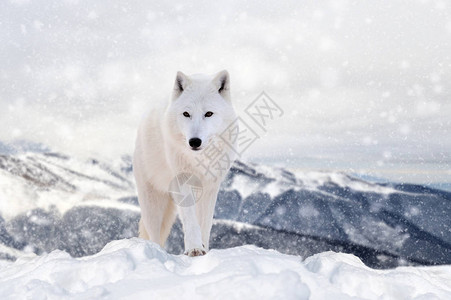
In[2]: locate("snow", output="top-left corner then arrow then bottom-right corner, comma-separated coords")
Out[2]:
227,161 -> 413,201
0,238 -> 449,300
0,153 -> 134,219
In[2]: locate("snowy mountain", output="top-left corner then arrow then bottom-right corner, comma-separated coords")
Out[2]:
0,151 -> 450,269
214,161 -> 451,268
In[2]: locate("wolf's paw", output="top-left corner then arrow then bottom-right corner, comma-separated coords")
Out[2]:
185,248 -> 207,257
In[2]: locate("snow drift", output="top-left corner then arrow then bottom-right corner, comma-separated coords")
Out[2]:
0,238 -> 450,299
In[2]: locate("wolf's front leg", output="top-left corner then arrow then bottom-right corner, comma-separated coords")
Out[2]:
177,205 -> 206,256
197,187 -> 219,251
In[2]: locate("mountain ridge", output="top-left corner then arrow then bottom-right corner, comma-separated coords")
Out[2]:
0,151 -> 449,268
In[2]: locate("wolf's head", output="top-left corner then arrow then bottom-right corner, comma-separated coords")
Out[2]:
165,70 -> 236,152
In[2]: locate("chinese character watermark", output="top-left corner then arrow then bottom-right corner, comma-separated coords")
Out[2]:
219,117 -> 259,156
168,91 -> 283,206
245,91 -> 284,132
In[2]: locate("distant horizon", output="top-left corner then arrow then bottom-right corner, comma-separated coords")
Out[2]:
252,155 -> 451,191
1,139 -> 450,192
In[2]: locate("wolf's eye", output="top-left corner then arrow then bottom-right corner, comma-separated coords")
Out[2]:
183,112 -> 190,118
205,111 -> 213,117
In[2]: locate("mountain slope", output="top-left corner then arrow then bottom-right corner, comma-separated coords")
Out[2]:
0,152 -> 450,268
216,161 -> 451,265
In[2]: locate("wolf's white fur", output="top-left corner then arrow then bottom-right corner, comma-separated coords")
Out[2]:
133,70 -> 237,256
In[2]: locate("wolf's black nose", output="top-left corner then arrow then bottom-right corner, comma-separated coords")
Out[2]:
189,138 -> 202,148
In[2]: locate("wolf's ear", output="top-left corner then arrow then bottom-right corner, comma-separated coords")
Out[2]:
213,70 -> 230,99
173,71 -> 189,99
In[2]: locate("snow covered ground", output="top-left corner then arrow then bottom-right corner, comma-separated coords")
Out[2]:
0,238 -> 450,299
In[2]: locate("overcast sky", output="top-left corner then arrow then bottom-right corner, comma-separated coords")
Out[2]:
0,0 -> 450,184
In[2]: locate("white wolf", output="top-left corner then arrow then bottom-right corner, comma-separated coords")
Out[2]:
133,70 -> 237,256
